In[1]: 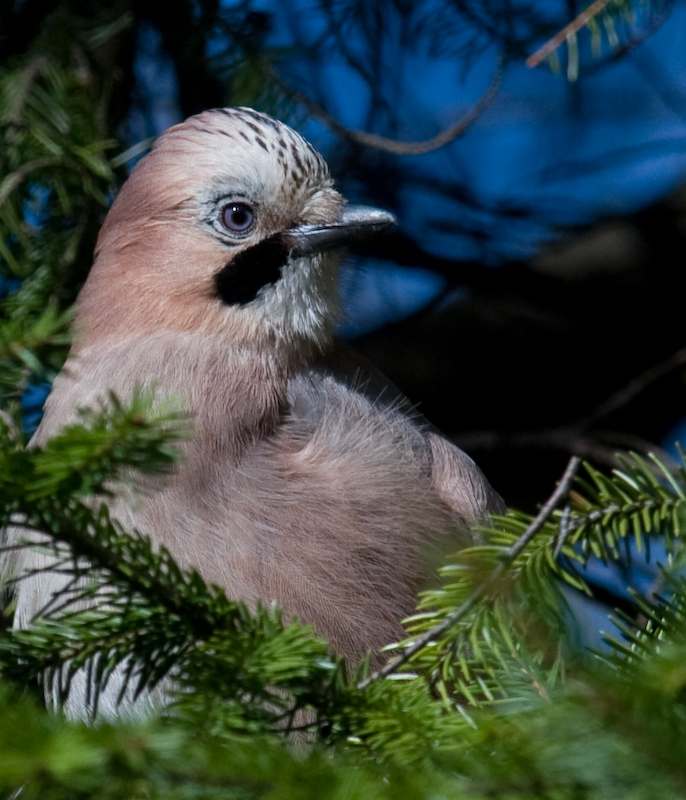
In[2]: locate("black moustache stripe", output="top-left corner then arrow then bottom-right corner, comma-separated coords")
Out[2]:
214,235 -> 289,306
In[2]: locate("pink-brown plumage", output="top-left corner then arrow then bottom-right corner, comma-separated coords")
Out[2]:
4,107 -> 502,715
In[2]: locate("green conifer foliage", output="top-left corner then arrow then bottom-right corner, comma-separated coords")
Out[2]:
3,5 -> 686,798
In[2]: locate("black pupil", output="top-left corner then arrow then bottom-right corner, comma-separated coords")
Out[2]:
225,204 -> 251,230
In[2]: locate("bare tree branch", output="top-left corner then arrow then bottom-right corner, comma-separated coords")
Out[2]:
527,0 -> 674,74
455,346 -> 686,466
526,0 -> 615,69
581,346 -> 686,428
454,428 -> 678,469
268,54 -> 506,155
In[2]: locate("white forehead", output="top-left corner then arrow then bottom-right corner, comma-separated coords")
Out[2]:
151,107 -> 332,206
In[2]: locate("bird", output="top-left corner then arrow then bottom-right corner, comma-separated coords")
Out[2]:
3,107 -> 503,715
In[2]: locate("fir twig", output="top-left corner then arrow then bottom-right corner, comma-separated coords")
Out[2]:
358,456 -> 582,690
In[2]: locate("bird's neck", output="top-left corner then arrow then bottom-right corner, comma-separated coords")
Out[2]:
186,338 -> 298,458
72,330 -> 314,462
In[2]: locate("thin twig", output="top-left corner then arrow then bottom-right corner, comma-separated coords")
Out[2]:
553,505 -> 572,559
267,54 -> 506,156
358,455 -> 581,690
455,346 -> 686,466
581,346 -> 686,428
527,0 -> 674,79
580,0 -> 674,77
455,428 -> 678,471
526,0 -> 614,68
0,158 -> 61,206
505,455 -> 582,557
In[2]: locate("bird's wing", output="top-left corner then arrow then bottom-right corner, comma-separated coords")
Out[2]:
297,340 -> 506,525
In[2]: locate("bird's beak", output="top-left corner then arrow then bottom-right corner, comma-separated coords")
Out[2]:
280,205 -> 397,257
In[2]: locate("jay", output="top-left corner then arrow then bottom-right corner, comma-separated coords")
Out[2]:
4,107 -> 503,714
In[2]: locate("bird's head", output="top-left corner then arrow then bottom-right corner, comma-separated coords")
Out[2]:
76,108 -> 395,358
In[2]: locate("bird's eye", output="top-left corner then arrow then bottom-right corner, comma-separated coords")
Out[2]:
221,202 -> 255,233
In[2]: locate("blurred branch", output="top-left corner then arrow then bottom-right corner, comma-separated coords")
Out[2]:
581,345 -> 686,428
527,0 -> 674,77
455,427 -> 676,468
456,346 -> 686,465
0,158 -> 60,207
267,53 -> 506,155
526,0 -> 615,68
583,0 -> 675,75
